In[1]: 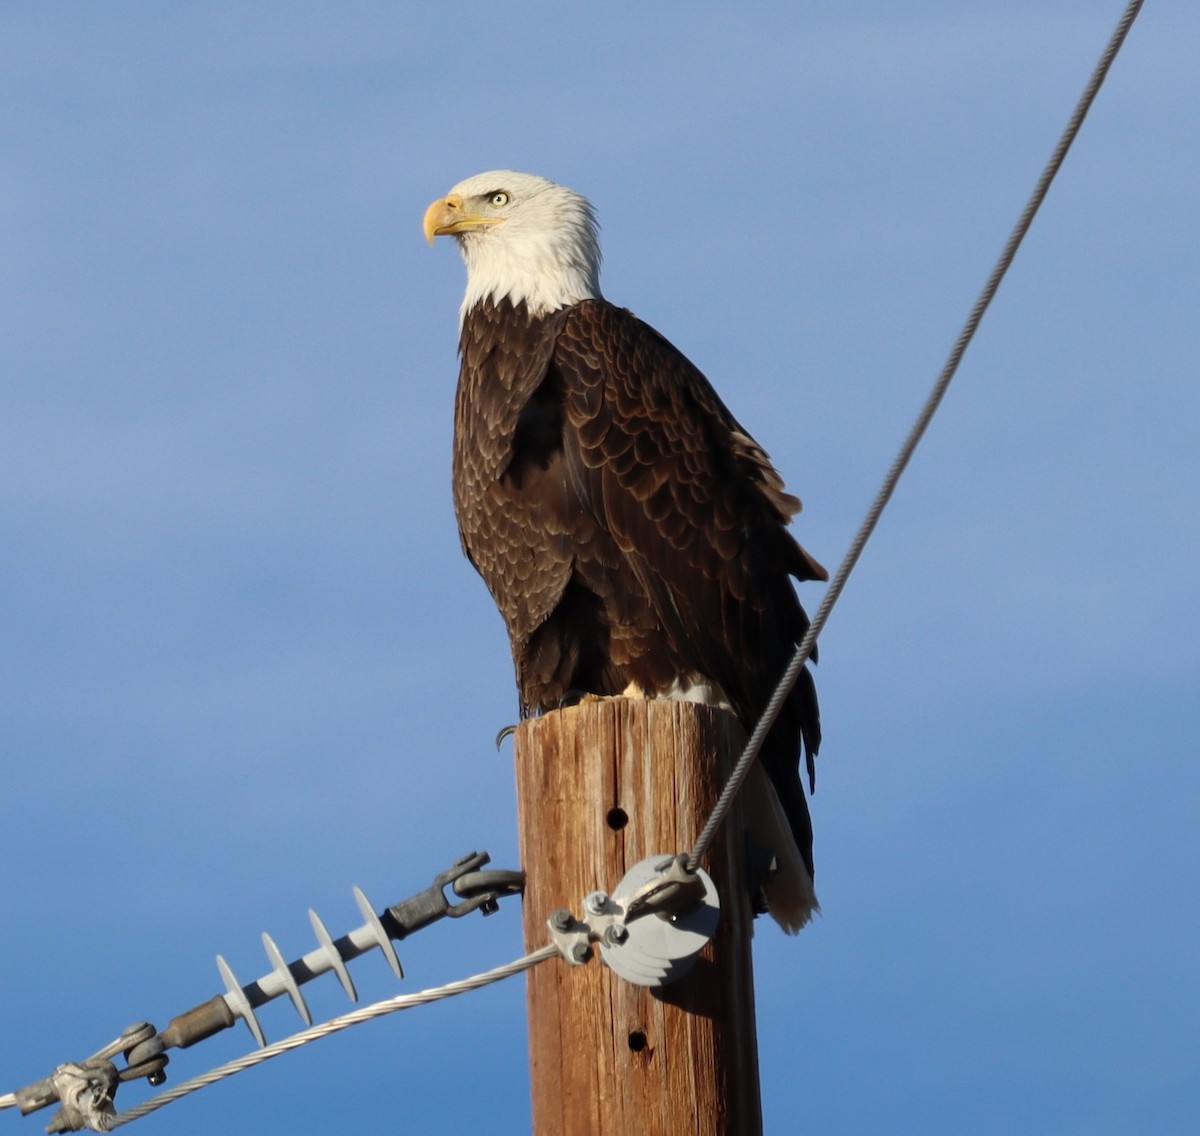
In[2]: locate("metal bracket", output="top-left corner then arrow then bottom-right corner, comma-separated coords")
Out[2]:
547,854 -> 720,987
546,908 -> 592,966
385,851 -> 523,936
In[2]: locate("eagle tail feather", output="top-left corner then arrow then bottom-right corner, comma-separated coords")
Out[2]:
743,761 -> 819,933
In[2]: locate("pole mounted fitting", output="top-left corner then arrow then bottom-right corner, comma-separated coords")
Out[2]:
546,855 -> 719,987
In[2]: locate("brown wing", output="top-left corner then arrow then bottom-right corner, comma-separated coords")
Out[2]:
452,299 -> 575,655
554,299 -> 825,808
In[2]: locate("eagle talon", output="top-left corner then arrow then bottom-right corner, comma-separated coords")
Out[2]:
554,689 -> 600,710
495,724 -> 517,749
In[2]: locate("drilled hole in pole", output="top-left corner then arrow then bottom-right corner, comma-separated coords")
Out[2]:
606,807 -> 629,831
628,1030 -> 648,1053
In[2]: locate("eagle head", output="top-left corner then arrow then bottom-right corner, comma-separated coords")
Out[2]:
424,170 -> 602,321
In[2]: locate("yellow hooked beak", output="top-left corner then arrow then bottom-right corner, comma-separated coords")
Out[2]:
423,193 -> 504,245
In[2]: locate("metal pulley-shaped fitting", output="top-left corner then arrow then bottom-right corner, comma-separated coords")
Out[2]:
547,855 -> 719,988
599,855 -> 719,987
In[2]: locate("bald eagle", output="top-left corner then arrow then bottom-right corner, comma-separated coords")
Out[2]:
424,171 -> 826,931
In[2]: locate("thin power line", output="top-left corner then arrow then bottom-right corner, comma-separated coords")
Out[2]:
690,0 -> 1145,871
107,945 -> 559,1129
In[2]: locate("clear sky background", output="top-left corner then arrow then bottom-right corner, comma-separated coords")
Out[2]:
2,3 -> 1196,1133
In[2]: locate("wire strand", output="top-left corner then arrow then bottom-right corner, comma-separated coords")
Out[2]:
108,945 -> 559,1130
689,0 -> 1145,871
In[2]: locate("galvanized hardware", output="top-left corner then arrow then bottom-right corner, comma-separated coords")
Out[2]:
4,852 -> 524,1129
598,855 -> 719,987
601,924 -> 628,948
568,941 -> 592,965
45,1062 -> 117,1134
583,891 -> 611,917
545,856 -> 718,985
546,910 -> 591,967
620,854 -> 708,923
388,852 -> 524,933
560,856 -> 719,988
10,1022 -> 167,1133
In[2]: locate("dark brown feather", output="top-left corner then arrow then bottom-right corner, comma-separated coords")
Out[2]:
452,295 -> 825,876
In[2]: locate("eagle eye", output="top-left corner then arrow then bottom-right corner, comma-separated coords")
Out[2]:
488,191 -> 510,207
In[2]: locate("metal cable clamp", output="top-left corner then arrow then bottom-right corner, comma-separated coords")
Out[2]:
546,854 -> 719,987
8,1022 -> 165,1133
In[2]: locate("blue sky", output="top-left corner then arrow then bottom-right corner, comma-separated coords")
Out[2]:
2,3 -> 1196,1133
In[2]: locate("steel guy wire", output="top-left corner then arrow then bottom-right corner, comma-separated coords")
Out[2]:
688,0 -> 1146,872
106,945 -> 559,1130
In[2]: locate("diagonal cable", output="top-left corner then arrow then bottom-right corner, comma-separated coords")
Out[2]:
108,945 -> 558,1130
689,0 -> 1145,871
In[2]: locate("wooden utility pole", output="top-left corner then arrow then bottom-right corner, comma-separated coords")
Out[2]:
514,698 -> 762,1136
